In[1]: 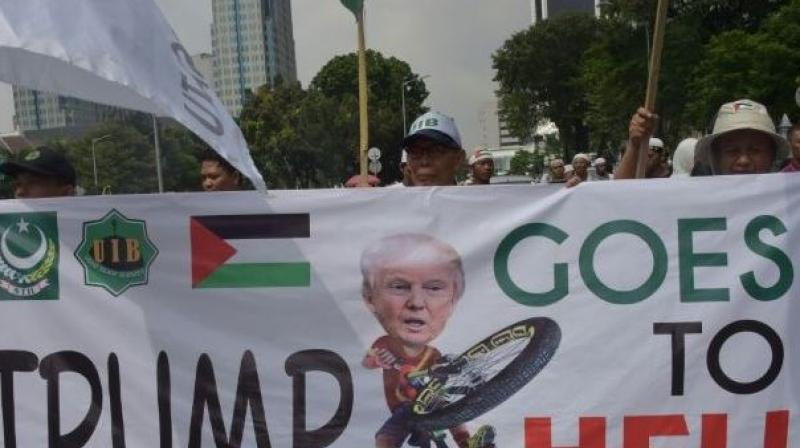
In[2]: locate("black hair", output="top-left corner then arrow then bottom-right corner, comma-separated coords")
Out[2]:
199,149 -> 239,176
790,122 -> 800,138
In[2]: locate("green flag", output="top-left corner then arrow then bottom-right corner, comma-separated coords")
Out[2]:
339,0 -> 363,17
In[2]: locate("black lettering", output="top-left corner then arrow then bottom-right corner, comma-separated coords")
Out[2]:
188,352 -> 271,448
707,320 -> 783,394
39,351 -> 102,447
285,350 -> 353,448
170,42 -> 205,85
653,322 -> 703,396
157,352 -> 172,448
0,351 -> 38,448
108,354 -> 125,448
183,88 -> 224,136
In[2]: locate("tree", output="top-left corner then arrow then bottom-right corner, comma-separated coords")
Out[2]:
688,0 -> 800,126
45,114 -> 202,195
508,150 -> 538,176
239,51 -> 429,187
493,13 -> 599,159
310,50 -> 429,183
580,0 -> 790,153
239,81 -> 323,189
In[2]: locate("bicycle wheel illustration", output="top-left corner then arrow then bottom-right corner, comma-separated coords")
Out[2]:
409,317 -> 560,431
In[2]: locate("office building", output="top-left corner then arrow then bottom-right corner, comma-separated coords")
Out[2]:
478,98 -> 527,149
12,87 -> 119,133
211,0 -> 297,116
531,0 -> 601,23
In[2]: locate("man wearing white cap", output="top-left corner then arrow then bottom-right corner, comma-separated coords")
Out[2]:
466,147 -> 494,185
619,99 -> 788,177
566,153 -> 591,187
402,111 -> 465,186
591,157 -> 612,180
646,137 -> 671,178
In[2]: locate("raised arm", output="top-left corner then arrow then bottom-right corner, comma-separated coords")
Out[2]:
615,107 -> 657,180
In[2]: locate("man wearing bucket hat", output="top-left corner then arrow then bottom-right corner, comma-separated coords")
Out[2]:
694,99 -> 789,175
402,111 -> 465,187
466,147 -> 494,185
0,146 -> 76,198
618,99 -> 789,178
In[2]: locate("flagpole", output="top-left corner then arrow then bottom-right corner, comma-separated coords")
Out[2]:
153,114 -> 164,193
635,0 -> 669,179
356,7 -> 369,187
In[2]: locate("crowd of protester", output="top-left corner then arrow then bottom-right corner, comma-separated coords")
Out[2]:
0,98 -> 797,198
370,97 -> 798,189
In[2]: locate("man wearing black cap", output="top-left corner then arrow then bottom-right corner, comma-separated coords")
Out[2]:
402,111 -> 465,186
0,147 -> 77,198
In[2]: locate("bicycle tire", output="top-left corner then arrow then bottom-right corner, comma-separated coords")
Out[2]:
409,317 -> 560,431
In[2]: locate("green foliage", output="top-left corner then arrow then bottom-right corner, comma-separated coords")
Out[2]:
239,50 -> 428,187
310,50 -> 428,183
498,0 -> 793,156
688,0 -> 800,126
493,13 -> 598,159
47,115 -> 201,195
508,150 -> 538,176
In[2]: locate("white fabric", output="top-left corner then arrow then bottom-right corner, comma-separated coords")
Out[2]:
671,137 -> 698,177
0,176 -> 796,446
0,0 -> 265,191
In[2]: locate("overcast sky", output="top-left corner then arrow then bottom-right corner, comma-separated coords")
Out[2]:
0,0 -> 532,149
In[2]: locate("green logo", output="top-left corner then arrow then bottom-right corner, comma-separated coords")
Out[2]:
0,212 -> 59,300
75,209 -> 158,296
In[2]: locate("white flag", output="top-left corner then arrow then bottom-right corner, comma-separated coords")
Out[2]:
0,0 -> 266,191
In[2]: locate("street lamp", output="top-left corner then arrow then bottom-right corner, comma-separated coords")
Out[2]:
401,75 -> 430,136
90,134 -> 112,191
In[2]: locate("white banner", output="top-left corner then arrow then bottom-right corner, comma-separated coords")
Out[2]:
0,0 -> 266,191
0,176 -> 796,447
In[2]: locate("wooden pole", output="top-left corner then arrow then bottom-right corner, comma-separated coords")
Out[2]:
635,0 -> 669,179
356,8 -> 369,186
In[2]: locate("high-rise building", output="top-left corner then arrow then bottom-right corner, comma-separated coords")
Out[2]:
478,98 -> 526,149
12,87 -> 119,133
211,0 -> 297,116
192,53 -> 216,89
531,0 -> 601,24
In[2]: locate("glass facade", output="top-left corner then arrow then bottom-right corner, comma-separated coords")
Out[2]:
12,87 -> 119,132
532,0 -> 599,23
211,0 -> 297,117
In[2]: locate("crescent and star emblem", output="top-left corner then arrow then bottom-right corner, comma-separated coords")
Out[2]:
0,217 -> 48,270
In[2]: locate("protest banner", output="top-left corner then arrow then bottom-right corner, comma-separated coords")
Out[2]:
0,0 -> 266,191
0,176 -> 795,447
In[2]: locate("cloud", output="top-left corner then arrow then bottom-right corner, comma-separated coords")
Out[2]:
0,0 -> 532,148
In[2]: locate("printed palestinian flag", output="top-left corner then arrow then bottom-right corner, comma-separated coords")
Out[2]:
190,214 -> 311,288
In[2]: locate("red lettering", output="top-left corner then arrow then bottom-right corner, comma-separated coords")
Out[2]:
525,417 -> 606,448
701,414 -> 727,448
623,415 -> 688,448
528,411 -> 788,448
764,410 -> 789,448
